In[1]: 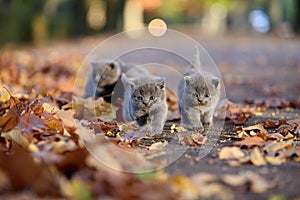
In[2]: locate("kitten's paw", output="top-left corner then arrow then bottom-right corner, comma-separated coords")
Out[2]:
203,121 -> 213,127
182,123 -> 204,132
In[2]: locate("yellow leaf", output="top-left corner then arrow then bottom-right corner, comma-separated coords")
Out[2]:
148,141 -> 168,151
265,156 -> 286,165
28,143 -> 39,153
263,140 -> 293,152
249,147 -> 266,166
219,147 -> 245,160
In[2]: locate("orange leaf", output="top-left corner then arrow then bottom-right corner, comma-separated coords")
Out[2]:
234,136 -> 265,148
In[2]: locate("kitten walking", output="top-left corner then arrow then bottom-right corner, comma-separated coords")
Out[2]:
83,60 -> 140,102
121,70 -> 168,135
178,47 -> 220,131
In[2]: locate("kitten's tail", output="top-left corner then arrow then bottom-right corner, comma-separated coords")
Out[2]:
192,45 -> 201,71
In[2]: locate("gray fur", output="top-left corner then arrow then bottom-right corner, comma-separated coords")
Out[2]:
121,73 -> 167,134
178,46 -> 220,131
83,60 -> 146,101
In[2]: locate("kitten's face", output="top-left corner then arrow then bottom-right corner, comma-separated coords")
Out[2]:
92,61 -> 121,87
131,82 -> 165,110
184,75 -> 219,107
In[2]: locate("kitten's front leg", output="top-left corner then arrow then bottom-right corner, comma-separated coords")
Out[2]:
203,110 -> 214,128
149,107 -> 167,134
181,107 -> 203,131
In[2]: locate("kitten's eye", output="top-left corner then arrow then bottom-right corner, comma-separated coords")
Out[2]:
149,96 -> 156,100
193,93 -> 199,98
136,96 -> 143,100
204,93 -> 210,98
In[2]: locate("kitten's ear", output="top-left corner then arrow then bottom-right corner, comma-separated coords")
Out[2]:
108,62 -> 115,69
91,60 -> 103,67
121,73 -> 135,87
211,78 -> 220,88
184,76 -> 192,85
108,61 -> 120,70
156,77 -> 165,89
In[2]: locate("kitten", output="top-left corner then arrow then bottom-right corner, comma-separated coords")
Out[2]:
178,47 -> 221,131
121,73 -> 168,135
83,60 -> 134,102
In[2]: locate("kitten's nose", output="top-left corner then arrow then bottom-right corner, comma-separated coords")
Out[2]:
143,100 -> 149,106
198,98 -> 205,104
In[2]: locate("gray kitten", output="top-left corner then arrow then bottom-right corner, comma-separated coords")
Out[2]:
83,60 -> 133,102
121,72 -> 167,135
178,47 -> 220,131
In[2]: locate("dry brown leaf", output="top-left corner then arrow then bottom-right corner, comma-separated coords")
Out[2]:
283,132 -> 294,140
56,109 -> 76,128
85,136 -> 153,172
0,142 -> 60,196
277,147 -> 300,158
221,174 -> 248,187
171,175 -> 199,200
265,155 -> 286,165
148,141 -> 168,151
249,147 -> 266,166
263,140 -> 293,153
17,112 -> 46,132
0,168 -> 11,192
0,105 -> 21,133
244,172 -> 271,193
178,132 -> 207,146
262,119 -> 284,128
219,147 -> 245,160
192,133 -> 207,145
190,173 -> 217,186
234,136 -> 265,148
2,129 -> 29,148
243,124 -> 267,134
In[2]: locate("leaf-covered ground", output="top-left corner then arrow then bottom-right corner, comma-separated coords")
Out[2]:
0,32 -> 300,200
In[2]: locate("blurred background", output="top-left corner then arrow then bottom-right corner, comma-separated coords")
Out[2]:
0,0 -> 299,46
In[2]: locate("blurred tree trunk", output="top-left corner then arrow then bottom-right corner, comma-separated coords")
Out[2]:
295,0 -> 300,32
103,0 -> 126,31
72,0 -> 88,36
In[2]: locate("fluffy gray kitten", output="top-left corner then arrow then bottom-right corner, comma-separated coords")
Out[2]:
121,71 -> 167,134
83,60 -> 136,102
178,47 -> 220,131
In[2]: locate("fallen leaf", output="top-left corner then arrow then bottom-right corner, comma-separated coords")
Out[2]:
234,136 -> 265,148
60,178 -> 92,200
262,119 -> 280,128
178,133 -> 207,146
192,133 -> 207,145
171,175 -> 199,200
265,156 -> 286,165
190,173 -> 217,186
283,132 -> 294,140
0,142 -> 60,196
2,129 -> 29,148
56,109 -> 76,128
221,174 -> 248,187
249,147 -> 266,166
0,105 -> 21,133
243,124 -> 267,134
0,168 -> 11,192
263,140 -> 293,153
17,112 -> 46,132
219,147 -> 245,160
277,147 -> 300,158
244,172 -> 271,193
148,141 -> 168,151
